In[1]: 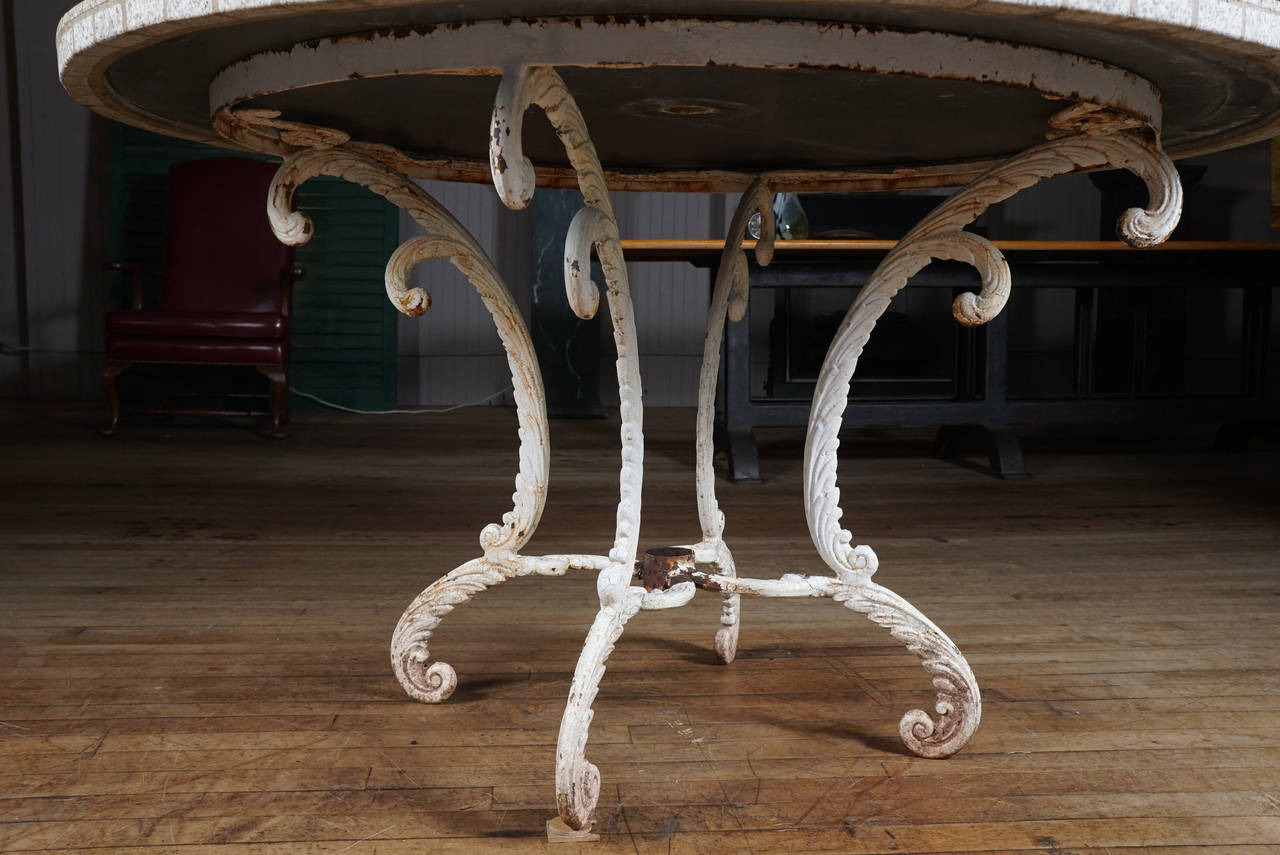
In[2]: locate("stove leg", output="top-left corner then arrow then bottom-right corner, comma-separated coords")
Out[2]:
933,424 -> 1029,479
724,428 -> 762,484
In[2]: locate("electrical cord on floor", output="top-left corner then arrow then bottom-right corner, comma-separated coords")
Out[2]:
288,385 -> 513,415
1,339 -> 513,414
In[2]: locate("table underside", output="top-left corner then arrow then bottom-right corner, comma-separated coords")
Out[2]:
244,68 -> 1070,175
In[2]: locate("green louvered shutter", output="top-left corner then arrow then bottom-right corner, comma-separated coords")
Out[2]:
108,123 -> 400,412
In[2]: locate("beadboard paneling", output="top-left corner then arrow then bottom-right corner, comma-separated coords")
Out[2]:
396,180 -> 531,407
602,191 -> 721,407
396,185 -> 726,408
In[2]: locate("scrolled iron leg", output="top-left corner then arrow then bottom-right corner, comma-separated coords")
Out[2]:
239,141 -> 554,704
490,64 -> 654,831
709,543 -> 741,665
803,119 -> 1182,759
554,587 -> 640,829
549,576 -> 693,831
691,178 -> 776,665
706,555 -> 980,758
833,568 -> 981,758
391,558 -> 516,703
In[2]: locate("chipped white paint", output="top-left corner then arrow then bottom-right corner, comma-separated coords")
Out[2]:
207,17 -> 1168,194
210,19 -> 1165,131
500,94 -> 1174,826
803,125 -> 1181,576
389,554 -> 609,702
490,66 -> 644,579
265,144 -> 551,553
477,59 -> 1182,829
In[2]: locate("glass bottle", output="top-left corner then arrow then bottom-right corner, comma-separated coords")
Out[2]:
747,193 -> 810,240
774,192 -> 809,240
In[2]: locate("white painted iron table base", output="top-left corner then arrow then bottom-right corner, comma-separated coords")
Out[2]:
60,2 -> 1280,835
254,55 -> 1178,832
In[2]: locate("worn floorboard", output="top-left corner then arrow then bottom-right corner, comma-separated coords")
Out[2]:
1,404 -> 1278,853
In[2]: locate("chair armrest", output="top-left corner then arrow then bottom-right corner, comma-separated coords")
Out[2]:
105,261 -> 162,310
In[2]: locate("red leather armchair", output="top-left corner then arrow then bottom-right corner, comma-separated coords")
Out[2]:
103,158 -> 302,437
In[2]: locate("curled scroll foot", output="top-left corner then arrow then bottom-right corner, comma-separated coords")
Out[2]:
833,572 -> 981,759
708,545 -> 742,666
394,654 -> 458,704
390,558 -> 526,705
898,689 -> 979,759
556,759 -> 601,830
714,623 -> 739,665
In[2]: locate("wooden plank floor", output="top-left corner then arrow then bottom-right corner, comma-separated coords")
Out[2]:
2,404 -> 1279,854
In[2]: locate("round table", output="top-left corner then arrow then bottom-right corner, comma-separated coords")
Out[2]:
58,0 -> 1280,836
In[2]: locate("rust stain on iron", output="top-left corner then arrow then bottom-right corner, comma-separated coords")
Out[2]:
637,547 -> 721,592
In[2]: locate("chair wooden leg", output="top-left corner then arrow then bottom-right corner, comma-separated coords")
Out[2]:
256,365 -> 288,438
101,360 -> 130,436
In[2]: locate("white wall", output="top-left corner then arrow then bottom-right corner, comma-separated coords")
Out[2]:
395,184 -> 725,408
605,190 -> 721,408
396,181 -> 532,408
